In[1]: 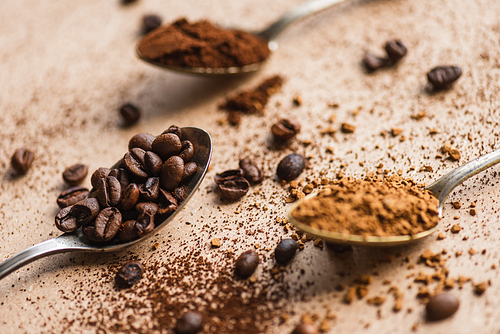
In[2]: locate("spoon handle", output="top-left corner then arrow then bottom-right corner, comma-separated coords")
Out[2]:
257,0 -> 349,42
426,149 -> 500,212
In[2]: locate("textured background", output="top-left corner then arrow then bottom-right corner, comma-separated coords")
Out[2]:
1,0 -> 500,333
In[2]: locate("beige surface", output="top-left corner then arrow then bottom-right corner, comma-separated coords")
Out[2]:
1,0 -> 500,333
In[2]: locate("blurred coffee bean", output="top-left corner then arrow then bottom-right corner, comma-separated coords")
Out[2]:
94,207 -> 122,241
139,177 -> 160,201
181,162 -> 198,183
119,103 -> 141,127
144,151 -> 163,176
277,154 -> 306,181
62,164 -> 88,186
121,0 -> 138,5
11,148 -> 34,175
384,40 -> 407,62
128,133 -> 155,151
120,183 -> 140,210
239,159 -> 263,184
96,175 -> 122,207
152,133 -> 182,159
235,250 -> 259,279
427,66 -> 462,90
271,118 -> 301,141
291,322 -> 319,334
57,186 -> 89,209
116,261 -> 144,288
275,239 -> 299,264
362,51 -> 386,71
91,167 -> 111,189
426,293 -> 459,321
174,311 -> 203,334
161,156 -> 184,191
142,14 -> 162,35
218,178 -> 249,200
124,148 -> 148,179
178,140 -> 194,162
326,242 -> 353,253
214,169 -> 243,184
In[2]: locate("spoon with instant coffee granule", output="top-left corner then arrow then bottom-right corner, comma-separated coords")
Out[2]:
136,0 -> 349,75
288,149 -> 500,247
0,127 -> 211,281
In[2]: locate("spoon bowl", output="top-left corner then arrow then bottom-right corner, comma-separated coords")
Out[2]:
288,149 -> 500,247
0,127 -> 212,280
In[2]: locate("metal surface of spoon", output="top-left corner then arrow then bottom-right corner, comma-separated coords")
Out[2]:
0,127 -> 212,280
136,0 -> 349,75
288,149 -> 500,247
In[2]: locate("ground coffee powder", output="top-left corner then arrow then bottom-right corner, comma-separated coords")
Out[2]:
292,177 -> 440,237
137,18 -> 270,69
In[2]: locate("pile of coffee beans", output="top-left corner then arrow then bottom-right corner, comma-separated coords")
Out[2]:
54,126 -> 199,244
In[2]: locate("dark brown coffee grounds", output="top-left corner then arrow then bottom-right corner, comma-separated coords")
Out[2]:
137,18 -> 270,69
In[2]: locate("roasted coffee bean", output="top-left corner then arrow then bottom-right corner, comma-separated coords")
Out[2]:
118,219 -> 139,242
62,164 -> 88,186
123,148 -> 148,179
426,293 -> 460,321
82,225 -> 102,243
326,242 -> 353,254
174,311 -> 203,334
55,206 -> 79,233
178,140 -> 194,162
173,185 -> 188,203
57,186 -> 89,209
275,239 -> 299,264
362,51 -> 387,71
135,201 -> 158,215
120,183 -> 140,211
11,148 -> 34,175
161,156 -> 184,191
119,103 -> 141,127
142,14 -> 162,35
94,207 -> 122,241
128,133 -> 155,151
116,261 -> 144,288
427,66 -> 462,90
214,169 -> 244,184
91,167 -> 111,189
109,168 -> 130,192
71,198 -> 100,226
291,322 -> 319,334
121,0 -> 138,5
385,40 -> 407,62
181,162 -> 198,183
235,250 -> 259,279
139,177 -> 160,201
144,151 -> 163,176
218,178 -> 249,200
277,153 -> 306,181
271,118 -> 301,141
163,125 -> 182,139
96,175 -> 122,207
158,189 -> 178,215
239,159 -> 263,184
152,133 -> 182,160
136,212 -> 155,237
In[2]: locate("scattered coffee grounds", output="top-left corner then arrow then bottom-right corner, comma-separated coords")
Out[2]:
57,186 -> 90,209
341,123 -> 356,133
11,148 -> 34,175
119,103 -> 141,127
219,75 -> 283,125
62,163 -> 88,186
214,169 -> 250,200
292,177 -> 440,237
239,159 -> 264,185
137,18 -> 270,69
425,293 -> 459,321
274,239 -> 299,264
116,261 -> 144,288
54,126 -> 199,244
234,250 -> 259,279
363,39 -> 407,71
291,322 -> 319,334
142,14 -> 162,35
427,66 -> 462,89
271,118 -> 301,142
174,311 -> 203,334
277,154 -> 306,181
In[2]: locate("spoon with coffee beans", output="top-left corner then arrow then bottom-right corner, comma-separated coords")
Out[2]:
0,127 -> 212,280
288,148 -> 500,246
136,0 -> 349,75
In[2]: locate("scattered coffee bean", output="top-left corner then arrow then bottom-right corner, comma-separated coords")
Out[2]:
326,242 -> 353,254
239,159 -> 264,184
426,292 -> 459,321
121,0 -> 138,5
277,154 -> 306,181
94,207 -> 122,241
152,133 -> 182,160
214,169 -> 244,184
116,261 -> 144,288
56,186 -> 89,209
341,123 -> 356,133
385,40 -> 407,62
271,118 -> 301,142
218,178 -> 250,200
427,66 -> 462,90
275,239 -> 299,264
119,103 -> 141,127
235,250 -> 259,279
128,133 -> 155,151
142,14 -> 162,35
291,322 -> 319,334
161,156 -> 184,191
174,311 -> 203,334
62,164 -> 88,186
362,51 -> 386,71
11,148 -> 34,175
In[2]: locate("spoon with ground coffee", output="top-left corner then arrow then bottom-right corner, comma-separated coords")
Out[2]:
288,149 -> 500,247
0,127 -> 212,280
136,0 -> 349,75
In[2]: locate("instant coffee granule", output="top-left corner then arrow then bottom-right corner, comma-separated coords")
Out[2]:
292,177 -> 440,237
137,18 -> 270,69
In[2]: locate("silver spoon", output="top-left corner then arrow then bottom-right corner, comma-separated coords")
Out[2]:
288,149 -> 500,247
0,127 -> 212,280
136,0 -> 350,75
